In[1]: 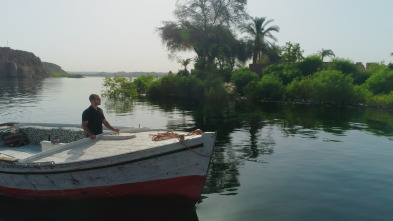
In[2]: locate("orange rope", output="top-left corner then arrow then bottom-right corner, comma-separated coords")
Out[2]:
150,129 -> 203,141
150,129 -> 213,158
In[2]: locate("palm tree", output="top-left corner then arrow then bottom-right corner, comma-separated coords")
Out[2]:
242,17 -> 280,64
319,48 -> 335,61
179,58 -> 192,71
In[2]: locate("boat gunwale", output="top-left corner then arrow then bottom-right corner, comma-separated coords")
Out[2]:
0,142 -> 206,175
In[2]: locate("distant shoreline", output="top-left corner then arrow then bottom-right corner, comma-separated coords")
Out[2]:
68,71 -> 168,78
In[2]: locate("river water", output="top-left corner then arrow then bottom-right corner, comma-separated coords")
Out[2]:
1,77 -> 393,221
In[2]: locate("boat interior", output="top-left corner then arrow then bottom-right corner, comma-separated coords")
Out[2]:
0,123 -> 89,162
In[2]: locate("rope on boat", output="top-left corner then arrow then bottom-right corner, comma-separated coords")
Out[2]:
150,129 -> 213,158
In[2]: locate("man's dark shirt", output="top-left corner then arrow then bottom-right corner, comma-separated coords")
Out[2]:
82,106 -> 105,135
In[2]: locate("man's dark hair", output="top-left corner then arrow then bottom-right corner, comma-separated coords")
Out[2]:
89,94 -> 96,101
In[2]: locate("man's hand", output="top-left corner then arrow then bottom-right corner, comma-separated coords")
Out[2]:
89,134 -> 96,140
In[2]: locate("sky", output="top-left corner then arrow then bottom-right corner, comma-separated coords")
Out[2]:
1,0 -> 392,73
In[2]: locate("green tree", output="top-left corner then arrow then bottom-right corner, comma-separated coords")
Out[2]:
280,42 -> 304,64
298,56 -> 323,76
244,75 -> 285,100
177,58 -> 192,76
102,76 -> 137,98
318,48 -> 335,61
242,17 -> 280,64
157,0 -> 249,73
365,67 -> 393,95
133,75 -> 155,94
310,70 -> 355,104
231,67 -> 259,95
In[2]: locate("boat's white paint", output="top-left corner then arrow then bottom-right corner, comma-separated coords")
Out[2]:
0,123 -> 216,204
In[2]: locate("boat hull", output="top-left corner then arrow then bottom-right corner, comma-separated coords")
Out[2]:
0,128 -> 216,206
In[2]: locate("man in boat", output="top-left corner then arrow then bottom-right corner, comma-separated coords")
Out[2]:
82,94 -> 120,139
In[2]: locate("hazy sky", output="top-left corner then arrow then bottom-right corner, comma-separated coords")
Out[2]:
1,0 -> 392,73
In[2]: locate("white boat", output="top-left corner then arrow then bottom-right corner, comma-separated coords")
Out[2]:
0,123 -> 216,206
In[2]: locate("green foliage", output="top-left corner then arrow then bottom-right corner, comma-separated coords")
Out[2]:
327,59 -> 358,75
244,75 -> 284,100
147,75 -> 208,101
309,70 -> 355,104
230,68 -> 259,95
318,48 -> 335,61
388,63 -> 393,71
298,56 -> 323,76
242,17 -> 280,64
158,0 -> 250,73
327,59 -> 369,85
203,78 -> 229,102
365,91 -> 393,108
133,75 -> 155,94
262,63 -> 302,85
352,85 -> 372,104
282,64 -> 302,85
280,42 -> 304,64
262,64 -> 284,76
285,77 -> 312,101
102,76 -> 137,98
365,68 -> 393,95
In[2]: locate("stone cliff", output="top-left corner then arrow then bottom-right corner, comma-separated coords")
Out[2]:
42,62 -> 68,75
0,47 -> 50,78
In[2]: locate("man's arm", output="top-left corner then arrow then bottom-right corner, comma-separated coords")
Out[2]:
82,121 -> 96,139
103,119 -> 120,134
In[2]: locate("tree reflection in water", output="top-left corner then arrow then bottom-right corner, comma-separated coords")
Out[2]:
104,97 -> 393,203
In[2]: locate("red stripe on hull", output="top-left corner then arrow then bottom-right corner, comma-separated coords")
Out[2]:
0,175 -> 207,204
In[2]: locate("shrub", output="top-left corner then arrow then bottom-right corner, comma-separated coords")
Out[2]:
133,75 -> 155,94
262,64 -> 284,76
309,70 -> 355,104
282,64 -> 302,85
203,78 -> 229,101
230,68 -> 259,95
366,91 -> 393,108
147,75 -> 205,101
262,64 -> 300,85
365,68 -> 393,95
327,59 -> 359,75
285,77 -> 312,101
102,76 -> 137,98
352,85 -> 372,104
244,75 -> 284,100
298,56 -> 323,76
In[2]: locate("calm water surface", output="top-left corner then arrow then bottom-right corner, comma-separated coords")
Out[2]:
1,77 -> 393,221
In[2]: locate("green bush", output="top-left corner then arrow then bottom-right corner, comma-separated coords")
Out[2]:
298,56 -> 323,76
282,64 -> 302,85
133,75 -> 155,94
285,76 -> 312,101
366,91 -> 393,108
230,67 -> 259,95
147,75 -> 205,100
352,85 -> 372,104
365,68 -> 393,95
262,64 -> 301,85
309,70 -> 355,104
102,76 -> 137,98
327,59 -> 359,75
245,75 -> 284,100
203,78 -> 229,101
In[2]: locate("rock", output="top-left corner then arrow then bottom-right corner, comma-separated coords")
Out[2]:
0,47 -> 50,79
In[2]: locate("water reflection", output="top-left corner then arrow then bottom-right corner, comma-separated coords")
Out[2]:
0,78 -> 45,106
0,197 -> 199,221
127,98 -> 393,202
